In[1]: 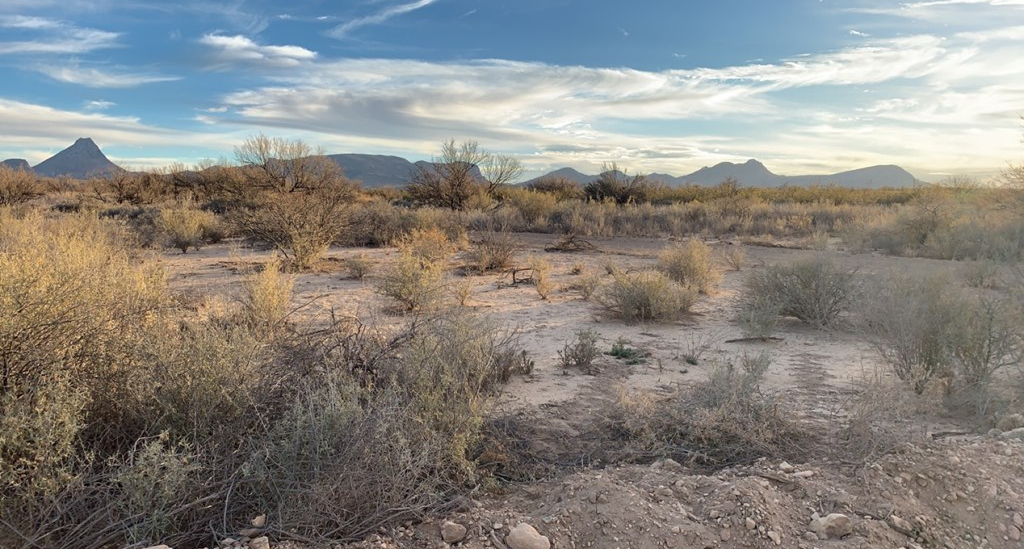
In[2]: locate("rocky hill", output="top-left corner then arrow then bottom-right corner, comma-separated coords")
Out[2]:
1,158 -> 32,171
32,138 -> 123,179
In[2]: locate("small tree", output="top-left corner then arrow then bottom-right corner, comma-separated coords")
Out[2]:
583,163 -> 661,204
407,139 -> 523,210
231,134 -> 360,270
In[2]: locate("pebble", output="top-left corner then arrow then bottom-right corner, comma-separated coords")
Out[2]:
248,537 -> 270,549
767,530 -> 782,545
441,521 -> 468,544
745,517 -> 757,530
779,461 -> 795,474
506,524 -> 550,549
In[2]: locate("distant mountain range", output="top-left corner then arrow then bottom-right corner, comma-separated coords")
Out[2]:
525,159 -> 920,189
4,138 -> 922,188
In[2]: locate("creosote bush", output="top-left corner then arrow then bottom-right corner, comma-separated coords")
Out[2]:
656,239 -> 721,294
240,259 -> 295,330
464,230 -> 520,273
558,329 -> 601,374
157,204 -> 220,253
376,250 -> 446,311
0,165 -> 41,206
740,257 -> 857,329
596,270 -> 697,323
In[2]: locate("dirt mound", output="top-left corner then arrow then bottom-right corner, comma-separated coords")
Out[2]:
343,437 -> 1022,549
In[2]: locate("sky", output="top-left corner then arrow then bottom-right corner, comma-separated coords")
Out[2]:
1,0 -> 1023,181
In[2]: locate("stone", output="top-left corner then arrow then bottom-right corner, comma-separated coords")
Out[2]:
793,470 -> 815,478
889,515 -> 914,535
1010,525 -> 1022,542
441,521 -> 468,544
248,537 -> 270,549
506,523 -> 550,549
809,513 -> 853,539
719,529 -> 731,542
778,461 -> 795,473
1014,513 -> 1023,528
219,539 -> 238,548
766,530 -> 782,545
745,517 -> 757,530
1000,428 -> 1024,441
251,514 -> 267,528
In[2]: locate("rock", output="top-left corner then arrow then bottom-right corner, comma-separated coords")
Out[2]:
888,515 -> 914,535
248,537 -> 270,549
441,521 -> 468,544
996,413 -> 1024,431
778,461 -> 795,473
1014,513 -> 1023,528
989,428 -> 1004,437
219,539 -> 238,548
766,530 -> 781,545
506,523 -> 550,549
651,458 -> 683,472
745,517 -> 757,530
719,528 -> 731,542
809,513 -> 853,539
1010,525 -> 1022,542
793,470 -> 815,478
1001,428 -> 1024,441
251,514 -> 267,528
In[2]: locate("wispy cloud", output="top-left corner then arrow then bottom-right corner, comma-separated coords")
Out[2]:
84,100 -> 115,110
0,17 -> 120,54
330,0 -> 439,38
198,33 -> 317,68
38,64 -> 181,87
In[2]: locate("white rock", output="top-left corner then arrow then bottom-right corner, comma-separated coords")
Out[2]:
248,537 -> 270,549
441,521 -> 468,543
251,514 -> 267,528
1000,427 -> 1024,441
745,517 -> 757,530
778,461 -> 795,473
767,530 -> 782,545
506,523 -> 550,549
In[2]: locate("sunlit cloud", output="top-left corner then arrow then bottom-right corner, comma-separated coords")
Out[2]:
0,17 -> 119,54
198,33 -> 317,68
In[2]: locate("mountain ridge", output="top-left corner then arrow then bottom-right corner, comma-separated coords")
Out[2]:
31,138 -> 124,179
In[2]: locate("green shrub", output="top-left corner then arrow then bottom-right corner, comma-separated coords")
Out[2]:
741,257 -> 857,329
558,329 -> 601,373
656,239 -> 721,294
597,270 -> 697,323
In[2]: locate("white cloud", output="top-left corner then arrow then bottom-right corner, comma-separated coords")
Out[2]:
0,21 -> 119,54
330,0 -> 439,38
84,100 -> 116,110
39,64 -> 181,87
198,33 -> 317,68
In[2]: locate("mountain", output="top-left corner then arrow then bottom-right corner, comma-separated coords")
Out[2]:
1,158 -> 32,171
32,138 -> 123,179
326,154 -> 485,187
527,159 -> 922,188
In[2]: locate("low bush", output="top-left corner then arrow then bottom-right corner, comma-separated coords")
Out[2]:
464,230 -> 520,273
346,253 -> 372,280
741,257 -> 857,329
376,250 -> 446,311
596,270 -> 697,323
656,239 -> 721,294
608,352 -> 801,469
0,165 -> 41,206
558,329 -> 601,374
239,259 -> 295,331
157,205 -> 220,253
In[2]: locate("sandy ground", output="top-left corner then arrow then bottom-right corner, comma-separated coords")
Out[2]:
159,233 -> 1024,549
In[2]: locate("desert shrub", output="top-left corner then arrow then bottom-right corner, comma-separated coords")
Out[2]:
464,230 -> 520,273
397,227 -> 456,264
157,204 -> 219,253
741,257 -> 857,329
608,337 -> 649,365
233,180 -> 358,270
346,253 -> 372,279
558,329 -> 601,374
527,255 -> 554,299
525,175 -> 584,201
608,352 -> 800,468
583,165 -> 663,205
345,198 -> 412,247
100,205 -> 162,247
569,273 -> 600,300
451,278 -> 476,306
596,270 -> 697,323
720,245 -> 747,271
502,187 -> 559,224
656,239 -> 721,294
736,291 -> 784,340
239,259 -> 295,330
376,250 -> 446,311
0,165 -> 41,205
962,259 -> 1002,288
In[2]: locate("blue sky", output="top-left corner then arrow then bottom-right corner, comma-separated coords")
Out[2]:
1,0 -> 1023,180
